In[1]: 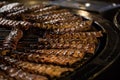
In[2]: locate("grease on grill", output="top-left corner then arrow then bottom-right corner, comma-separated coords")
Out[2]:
0,1 -> 103,80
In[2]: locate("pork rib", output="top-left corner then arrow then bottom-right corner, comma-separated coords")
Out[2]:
22,9 -> 75,23
36,49 -> 85,58
0,2 -> 22,14
38,37 -> 97,53
33,20 -> 92,34
1,56 -> 73,77
34,5 -> 59,13
2,28 -> 23,55
0,63 -> 48,80
7,4 -> 46,19
0,70 -> 14,80
44,31 -> 102,39
9,52 -> 82,66
0,17 -> 31,30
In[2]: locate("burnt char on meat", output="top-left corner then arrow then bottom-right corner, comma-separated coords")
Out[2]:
6,4 -> 46,19
0,63 -> 48,80
0,1 -> 103,80
3,28 -> 23,50
38,39 -> 96,53
1,28 -> 23,55
8,52 -> 81,66
3,6 -> 26,15
37,31 -> 102,53
0,18 -> 31,30
0,70 -> 14,80
44,31 -> 102,39
1,56 -> 73,78
33,20 -> 93,34
22,9 -> 74,22
0,2 -> 22,14
38,31 -> 100,53
36,49 -> 85,58
23,9 -> 82,24
34,5 -> 59,13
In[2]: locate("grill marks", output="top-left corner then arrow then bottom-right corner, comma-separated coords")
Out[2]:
0,18 -> 32,30
0,64 -> 48,80
36,49 -> 85,58
6,4 -> 46,19
8,52 -> 81,66
4,6 -> 26,15
38,31 -> 102,53
23,9 -> 74,22
34,5 -> 59,13
44,31 -> 102,39
0,2 -> 22,14
0,2 -> 103,80
33,20 -> 92,34
1,56 -> 73,78
3,28 -> 23,50
37,31 -> 102,54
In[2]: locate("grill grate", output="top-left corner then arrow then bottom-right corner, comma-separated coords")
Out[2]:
0,1 -> 109,80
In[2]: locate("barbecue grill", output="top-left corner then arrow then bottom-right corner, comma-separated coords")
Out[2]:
0,0 -> 120,80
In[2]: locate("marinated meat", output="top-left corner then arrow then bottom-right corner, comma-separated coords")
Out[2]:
0,18 -> 31,30
9,52 -> 82,66
0,64 -> 48,80
0,70 -> 14,80
3,28 -> 23,50
44,31 -> 102,39
34,5 -> 59,13
3,6 -> 26,15
0,2 -> 22,14
1,56 -> 73,77
0,2 -> 103,80
1,28 -> 23,55
22,9 -> 74,22
38,38 -> 97,53
36,49 -> 85,58
33,20 -> 92,34
6,4 -> 46,19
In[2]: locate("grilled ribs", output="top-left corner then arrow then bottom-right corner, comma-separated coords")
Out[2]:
0,63 -> 48,80
2,28 -> 23,55
8,52 -> 81,66
0,1 -> 103,80
0,56 -> 73,78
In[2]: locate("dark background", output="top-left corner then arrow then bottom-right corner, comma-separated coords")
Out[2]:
94,57 -> 120,80
93,0 -> 120,3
